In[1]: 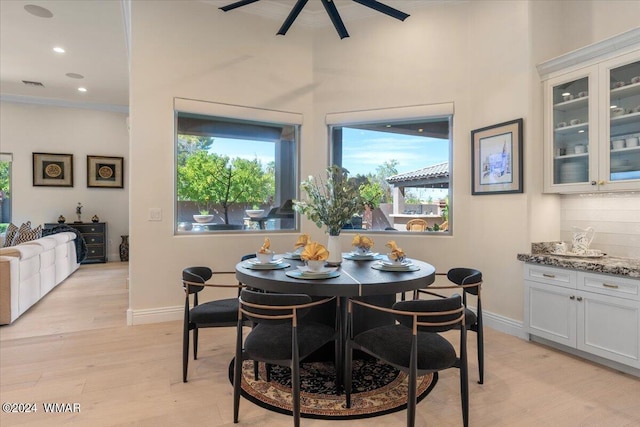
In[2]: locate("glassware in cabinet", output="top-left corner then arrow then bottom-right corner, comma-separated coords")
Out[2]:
608,59 -> 640,182
551,76 -> 591,185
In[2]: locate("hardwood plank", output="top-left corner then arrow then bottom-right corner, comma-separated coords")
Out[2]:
1,263 -> 639,426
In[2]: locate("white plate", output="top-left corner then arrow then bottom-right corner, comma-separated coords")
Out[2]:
381,259 -> 412,267
372,262 -> 419,272
248,258 -> 283,265
297,265 -> 338,276
284,252 -> 302,260
344,252 -> 380,260
285,270 -> 340,280
243,261 -> 289,270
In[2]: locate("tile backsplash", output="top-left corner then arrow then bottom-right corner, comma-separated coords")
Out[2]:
561,192 -> 640,258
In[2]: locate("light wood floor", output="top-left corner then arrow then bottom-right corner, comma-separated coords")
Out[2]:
1,263 -> 639,427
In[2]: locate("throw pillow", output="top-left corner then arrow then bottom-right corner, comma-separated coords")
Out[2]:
2,223 -> 18,247
13,224 -> 42,245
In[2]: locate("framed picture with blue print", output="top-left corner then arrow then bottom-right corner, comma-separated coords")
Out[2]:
87,155 -> 124,188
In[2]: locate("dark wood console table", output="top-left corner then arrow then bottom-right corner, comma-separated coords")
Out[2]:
45,222 -> 107,264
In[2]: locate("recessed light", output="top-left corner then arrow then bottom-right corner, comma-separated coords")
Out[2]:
417,128 -> 424,133
66,73 -> 84,79
578,130 -> 585,133
78,87 -> 87,92
610,105 -> 617,109
385,124 -> 391,128
562,92 -> 571,97
53,47 -> 65,53
24,4 -> 53,18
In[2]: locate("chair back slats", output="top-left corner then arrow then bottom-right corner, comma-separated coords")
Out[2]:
182,266 -> 212,294
349,295 -> 464,333
447,268 -> 482,296
239,289 -> 335,326
393,295 -> 464,333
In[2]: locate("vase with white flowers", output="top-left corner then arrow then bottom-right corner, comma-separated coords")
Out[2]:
294,165 -> 363,265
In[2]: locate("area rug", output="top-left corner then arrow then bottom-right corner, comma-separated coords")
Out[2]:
229,358 -> 438,420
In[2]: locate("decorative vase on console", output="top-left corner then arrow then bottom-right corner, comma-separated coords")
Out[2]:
119,235 -> 129,262
294,165 -> 364,266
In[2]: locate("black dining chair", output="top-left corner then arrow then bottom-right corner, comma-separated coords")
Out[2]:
233,289 -> 338,427
182,254 -> 256,382
413,268 -> 484,384
345,294 -> 468,427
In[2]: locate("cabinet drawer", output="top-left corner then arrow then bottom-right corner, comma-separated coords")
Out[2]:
74,224 -> 105,234
524,264 -> 576,289
578,272 -> 640,300
83,234 -> 105,245
86,245 -> 105,258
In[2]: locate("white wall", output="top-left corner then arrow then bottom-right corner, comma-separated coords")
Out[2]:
561,193 -> 640,258
128,0 -> 640,326
129,1 -> 314,316
0,102 -> 129,261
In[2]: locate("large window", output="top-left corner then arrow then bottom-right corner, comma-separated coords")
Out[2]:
175,100 -> 299,233
329,105 -> 452,233
0,153 -> 12,233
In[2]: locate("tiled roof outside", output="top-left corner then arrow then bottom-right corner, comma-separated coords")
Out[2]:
386,162 -> 449,184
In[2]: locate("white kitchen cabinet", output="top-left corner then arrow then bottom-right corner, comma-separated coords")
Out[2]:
524,264 -> 640,370
540,30 -> 640,193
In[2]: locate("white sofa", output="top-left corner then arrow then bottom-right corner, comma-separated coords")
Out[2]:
0,232 -> 80,325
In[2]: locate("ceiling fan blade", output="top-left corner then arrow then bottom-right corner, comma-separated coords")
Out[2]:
219,0 -> 260,12
352,0 -> 410,21
321,0 -> 349,39
277,0 -> 309,36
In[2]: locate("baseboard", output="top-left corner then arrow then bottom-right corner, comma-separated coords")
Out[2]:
127,305 -> 182,325
482,310 -> 527,340
126,303 -> 528,342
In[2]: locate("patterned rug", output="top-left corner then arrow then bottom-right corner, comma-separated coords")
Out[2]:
229,358 -> 438,420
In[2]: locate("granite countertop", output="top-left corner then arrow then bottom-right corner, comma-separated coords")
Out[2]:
517,242 -> 640,278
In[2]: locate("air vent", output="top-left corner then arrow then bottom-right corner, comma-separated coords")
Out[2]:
22,80 -> 44,87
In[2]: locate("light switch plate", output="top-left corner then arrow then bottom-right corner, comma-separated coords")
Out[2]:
148,208 -> 162,221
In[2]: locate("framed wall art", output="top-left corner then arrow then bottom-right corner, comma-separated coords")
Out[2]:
32,152 -> 74,187
471,118 -> 523,195
87,155 -> 124,188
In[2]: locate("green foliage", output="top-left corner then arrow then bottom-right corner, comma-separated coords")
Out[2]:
177,135 -> 214,167
294,165 -> 363,236
374,159 -> 398,203
359,181 -> 384,209
0,223 -> 7,233
177,150 -> 272,223
0,161 -> 10,198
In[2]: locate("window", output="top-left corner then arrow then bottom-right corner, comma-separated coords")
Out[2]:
0,153 -> 12,232
329,104 -> 452,233
174,99 -> 299,233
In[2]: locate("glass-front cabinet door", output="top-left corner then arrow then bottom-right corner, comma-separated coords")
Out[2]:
602,53 -> 640,191
545,67 -> 598,192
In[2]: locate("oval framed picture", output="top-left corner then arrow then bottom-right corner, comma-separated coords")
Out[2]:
87,155 -> 124,188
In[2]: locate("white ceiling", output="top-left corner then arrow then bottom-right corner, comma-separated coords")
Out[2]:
0,0 -> 428,110
0,0 -> 130,110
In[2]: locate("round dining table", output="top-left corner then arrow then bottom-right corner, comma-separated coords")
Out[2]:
235,254 -> 436,392
235,254 -> 436,298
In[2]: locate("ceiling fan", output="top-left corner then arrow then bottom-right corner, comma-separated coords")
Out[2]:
219,0 -> 410,39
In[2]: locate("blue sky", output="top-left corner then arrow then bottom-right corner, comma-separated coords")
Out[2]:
210,128 -> 449,178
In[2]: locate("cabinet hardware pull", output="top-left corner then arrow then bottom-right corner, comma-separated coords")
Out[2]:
598,180 -> 605,185
602,283 -> 619,289
576,296 -> 583,301
569,295 -> 575,300
590,181 -> 597,186
542,273 -> 556,278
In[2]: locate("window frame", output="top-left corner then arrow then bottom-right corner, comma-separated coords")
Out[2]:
173,98 -> 301,234
327,104 -> 453,235
0,152 -> 12,228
